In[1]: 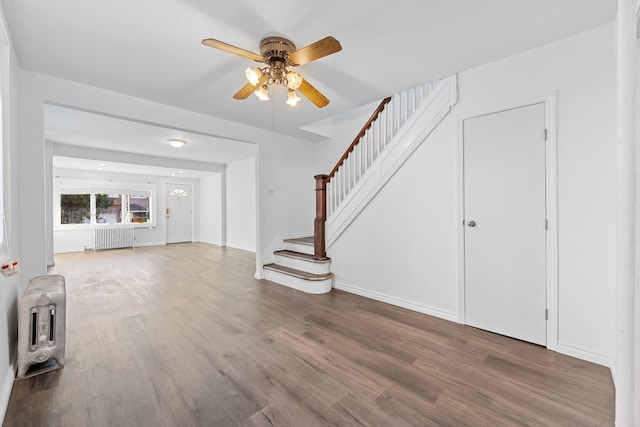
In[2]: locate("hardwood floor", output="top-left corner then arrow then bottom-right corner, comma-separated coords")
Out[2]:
4,243 -> 614,426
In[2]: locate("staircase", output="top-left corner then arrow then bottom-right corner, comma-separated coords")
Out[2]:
262,75 -> 458,294
262,237 -> 333,294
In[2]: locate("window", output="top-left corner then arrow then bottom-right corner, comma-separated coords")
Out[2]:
57,180 -> 155,227
96,193 -> 122,224
61,194 -> 91,224
127,194 -> 150,223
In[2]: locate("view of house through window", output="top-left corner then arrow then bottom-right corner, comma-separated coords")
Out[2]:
60,194 -> 91,224
59,183 -> 153,226
128,194 -> 150,223
96,193 -> 122,223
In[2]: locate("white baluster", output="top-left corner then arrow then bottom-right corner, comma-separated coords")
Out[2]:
401,91 -> 408,128
408,88 -> 416,117
360,137 -> 365,175
416,85 -> 424,106
345,159 -> 350,197
367,128 -> 375,166
393,94 -> 400,136
336,172 -> 340,206
386,102 -> 392,143
347,152 -> 355,192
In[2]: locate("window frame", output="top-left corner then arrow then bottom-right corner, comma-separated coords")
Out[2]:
55,179 -> 156,230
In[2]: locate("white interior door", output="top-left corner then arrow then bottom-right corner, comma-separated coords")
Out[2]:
166,183 -> 193,244
463,103 -> 547,346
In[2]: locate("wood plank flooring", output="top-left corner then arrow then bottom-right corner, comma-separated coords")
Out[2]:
3,243 -> 614,426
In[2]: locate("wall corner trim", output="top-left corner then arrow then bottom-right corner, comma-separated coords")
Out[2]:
0,363 -> 15,425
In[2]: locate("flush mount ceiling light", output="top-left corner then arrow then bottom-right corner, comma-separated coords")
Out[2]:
201,36 -> 342,108
167,138 -> 187,148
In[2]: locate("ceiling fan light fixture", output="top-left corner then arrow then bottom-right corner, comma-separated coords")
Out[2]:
255,85 -> 270,101
167,138 -> 187,148
286,90 -> 301,107
244,67 -> 262,86
203,35 -> 340,108
286,71 -> 302,90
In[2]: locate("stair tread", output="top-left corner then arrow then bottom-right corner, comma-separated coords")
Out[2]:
284,237 -> 314,246
263,263 -> 334,281
274,250 -> 330,263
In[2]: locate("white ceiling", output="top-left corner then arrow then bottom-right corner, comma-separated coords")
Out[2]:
53,156 -> 217,180
2,0 -> 616,173
45,103 -> 256,163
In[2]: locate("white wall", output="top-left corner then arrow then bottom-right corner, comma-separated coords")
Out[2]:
199,173 -> 223,246
53,168 -> 201,253
0,11 -> 21,422
325,24 -> 616,365
314,101 -> 379,174
256,138 -> 315,272
226,157 -> 256,251
16,69 -> 316,285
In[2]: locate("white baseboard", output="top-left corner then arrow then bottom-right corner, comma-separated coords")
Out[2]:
333,281 -> 458,322
196,239 -> 222,246
54,247 -> 87,254
0,363 -> 15,425
555,343 -> 611,367
133,241 -> 166,248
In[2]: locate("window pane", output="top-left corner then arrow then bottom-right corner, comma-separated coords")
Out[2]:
96,194 -> 122,224
61,194 -> 91,224
128,195 -> 150,223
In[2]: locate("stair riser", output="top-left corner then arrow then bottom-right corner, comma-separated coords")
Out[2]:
263,269 -> 332,294
283,242 -> 314,255
274,255 -> 331,275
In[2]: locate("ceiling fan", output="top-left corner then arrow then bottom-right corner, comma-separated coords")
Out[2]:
201,35 -> 342,108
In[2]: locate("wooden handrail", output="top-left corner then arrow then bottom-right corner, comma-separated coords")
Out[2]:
314,97 -> 392,260
327,97 -> 392,180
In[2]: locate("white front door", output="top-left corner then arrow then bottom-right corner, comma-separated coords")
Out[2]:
166,183 -> 193,244
463,103 -> 547,346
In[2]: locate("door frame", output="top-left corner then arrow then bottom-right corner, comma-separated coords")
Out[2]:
165,182 -> 194,244
455,93 -> 558,351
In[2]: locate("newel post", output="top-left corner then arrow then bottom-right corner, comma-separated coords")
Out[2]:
314,174 -> 329,260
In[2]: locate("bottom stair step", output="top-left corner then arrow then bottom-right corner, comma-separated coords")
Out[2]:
263,263 -> 333,281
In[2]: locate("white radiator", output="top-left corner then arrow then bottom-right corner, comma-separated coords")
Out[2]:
17,274 -> 66,378
94,226 -> 134,250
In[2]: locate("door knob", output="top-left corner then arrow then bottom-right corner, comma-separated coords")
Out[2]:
467,220 -> 476,227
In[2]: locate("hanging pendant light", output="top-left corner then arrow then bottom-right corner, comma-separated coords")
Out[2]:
286,71 -> 303,90
286,90 -> 301,107
244,67 -> 262,86
254,84 -> 270,101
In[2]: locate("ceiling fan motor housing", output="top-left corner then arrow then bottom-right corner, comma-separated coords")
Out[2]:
260,37 -> 296,65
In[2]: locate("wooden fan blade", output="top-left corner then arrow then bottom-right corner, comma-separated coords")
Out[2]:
298,79 -> 330,108
233,74 -> 269,100
288,36 -> 342,66
201,38 -> 264,62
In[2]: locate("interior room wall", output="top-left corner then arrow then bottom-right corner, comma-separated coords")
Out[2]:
52,168 -> 201,253
313,101 -> 379,174
0,15 -> 21,422
225,157 -> 256,252
199,173 -> 223,246
15,69 -> 316,286
326,24 -> 616,366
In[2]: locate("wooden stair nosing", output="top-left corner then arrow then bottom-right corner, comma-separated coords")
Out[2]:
274,250 -> 331,263
263,263 -> 334,281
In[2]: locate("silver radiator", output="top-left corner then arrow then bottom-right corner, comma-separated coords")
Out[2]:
94,226 -> 134,250
17,274 -> 66,378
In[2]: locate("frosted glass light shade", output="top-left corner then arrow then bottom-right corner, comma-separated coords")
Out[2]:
167,139 -> 187,148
